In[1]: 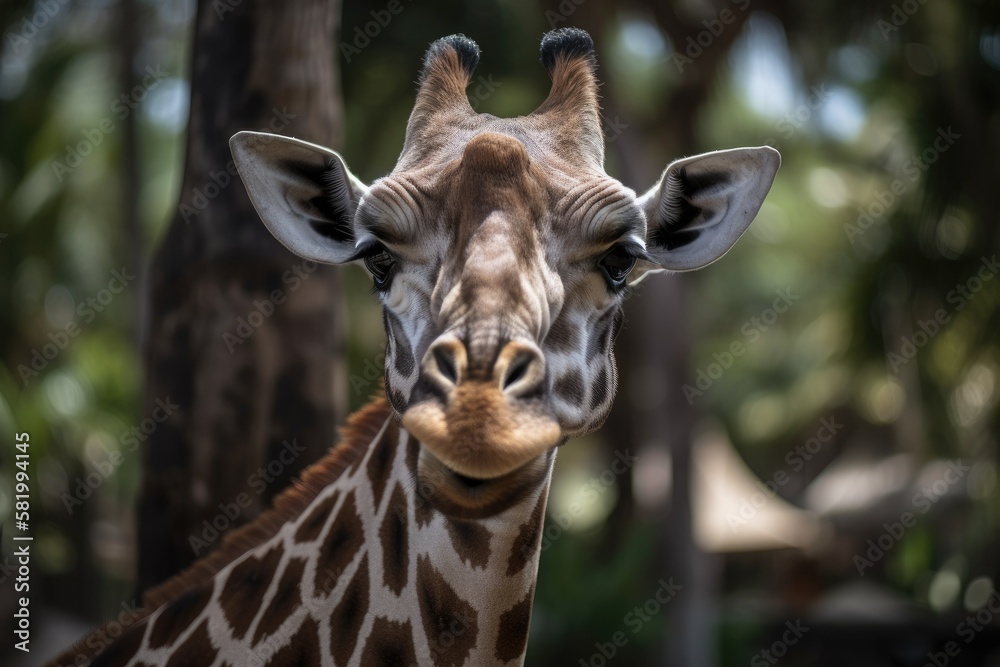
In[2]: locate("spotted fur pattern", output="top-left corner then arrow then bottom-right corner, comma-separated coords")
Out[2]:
48,398 -> 552,667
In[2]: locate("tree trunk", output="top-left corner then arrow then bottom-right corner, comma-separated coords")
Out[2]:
575,2 -> 740,662
118,0 -> 142,350
136,0 -> 346,594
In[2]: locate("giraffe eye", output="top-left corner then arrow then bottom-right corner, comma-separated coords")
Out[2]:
363,247 -> 396,289
598,245 -> 637,288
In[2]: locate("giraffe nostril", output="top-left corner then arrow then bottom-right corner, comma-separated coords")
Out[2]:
422,337 -> 469,396
433,346 -> 459,385
498,345 -> 545,398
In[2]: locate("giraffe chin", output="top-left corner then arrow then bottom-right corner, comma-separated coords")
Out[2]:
401,385 -> 562,481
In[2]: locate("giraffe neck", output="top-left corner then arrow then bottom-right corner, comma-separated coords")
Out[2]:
51,397 -> 554,667
381,423 -> 555,666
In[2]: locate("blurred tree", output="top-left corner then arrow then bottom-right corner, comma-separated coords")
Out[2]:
558,3 -> 759,664
136,0 -> 347,593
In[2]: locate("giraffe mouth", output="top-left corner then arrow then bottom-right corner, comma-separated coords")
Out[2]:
401,381 -> 562,480
414,441 -> 553,519
451,471 -> 486,488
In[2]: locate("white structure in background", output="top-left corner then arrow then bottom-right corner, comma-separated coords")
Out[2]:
690,424 -> 831,553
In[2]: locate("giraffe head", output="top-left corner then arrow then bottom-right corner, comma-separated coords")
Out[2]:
231,29 -> 779,484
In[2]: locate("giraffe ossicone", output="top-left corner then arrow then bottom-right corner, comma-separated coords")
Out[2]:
50,28 -> 778,667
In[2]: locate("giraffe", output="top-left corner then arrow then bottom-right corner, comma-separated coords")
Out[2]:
48,28 -> 779,667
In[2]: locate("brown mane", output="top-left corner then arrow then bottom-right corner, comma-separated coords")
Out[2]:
48,396 -> 391,667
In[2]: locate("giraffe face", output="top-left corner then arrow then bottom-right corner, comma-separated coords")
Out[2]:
355,129 -> 641,481
231,29 -> 780,482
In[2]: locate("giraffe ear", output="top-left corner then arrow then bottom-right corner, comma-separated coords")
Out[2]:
635,146 -> 779,274
230,131 -> 368,265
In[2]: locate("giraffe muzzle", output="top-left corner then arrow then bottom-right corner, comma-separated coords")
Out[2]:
401,335 -> 561,479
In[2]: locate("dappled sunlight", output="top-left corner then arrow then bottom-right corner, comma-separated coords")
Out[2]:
858,371 -> 906,424
730,13 -> 795,118
817,85 -> 865,141
965,576 -> 996,611
736,393 -> 789,444
951,361 -> 998,429
805,453 -> 913,515
931,207 -> 973,259
632,444 -> 671,510
928,566 -> 962,612
40,370 -> 89,419
807,167 -> 851,209
547,436 -> 620,535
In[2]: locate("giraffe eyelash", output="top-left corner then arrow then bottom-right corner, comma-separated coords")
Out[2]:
597,243 -> 642,293
360,243 -> 398,292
